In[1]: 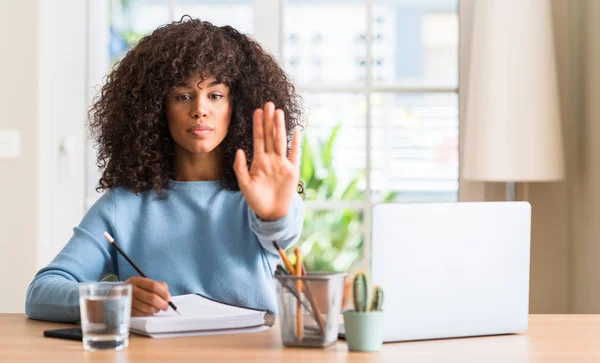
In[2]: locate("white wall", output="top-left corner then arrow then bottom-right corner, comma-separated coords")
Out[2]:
0,0 -> 40,313
0,0 -> 86,313
38,0 -> 86,269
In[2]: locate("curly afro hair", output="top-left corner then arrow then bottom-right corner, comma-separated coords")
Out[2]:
89,16 -> 304,195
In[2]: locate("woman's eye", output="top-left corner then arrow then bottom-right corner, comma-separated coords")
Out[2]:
209,94 -> 223,100
175,94 -> 191,101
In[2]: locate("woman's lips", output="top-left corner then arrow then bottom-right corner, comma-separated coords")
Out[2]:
187,124 -> 213,137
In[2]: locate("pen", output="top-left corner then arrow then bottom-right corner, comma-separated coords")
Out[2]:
103,232 -> 181,315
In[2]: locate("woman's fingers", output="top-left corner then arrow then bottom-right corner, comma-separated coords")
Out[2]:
253,101 -> 294,160
289,129 -> 301,166
233,149 -> 250,187
274,109 -> 287,157
132,306 -> 153,317
129,277 -> 170,302
132,295 -> 160,315
263,102 -> 275,153
253,109 -> 265,156
125,276 -> 171,317
131,285 -> 169,311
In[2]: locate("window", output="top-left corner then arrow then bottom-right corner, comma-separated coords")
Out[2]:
86,0 -> 459,273
282,0 -> 459,271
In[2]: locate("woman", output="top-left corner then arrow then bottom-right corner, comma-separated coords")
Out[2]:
26,17 -> 305,322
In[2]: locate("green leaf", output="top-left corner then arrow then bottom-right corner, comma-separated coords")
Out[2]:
340,175 -> 361,201
324,124 -> 341,168
335,250 -> 361,274
300,135 -> 314,183
382,191 -> 398,203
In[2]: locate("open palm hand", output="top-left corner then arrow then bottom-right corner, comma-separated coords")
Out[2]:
234,102 -> 300,221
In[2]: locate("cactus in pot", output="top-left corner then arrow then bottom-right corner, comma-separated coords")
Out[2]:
343,271 -> 385,352
369,285 -> 384,311
352,271 -> 384,312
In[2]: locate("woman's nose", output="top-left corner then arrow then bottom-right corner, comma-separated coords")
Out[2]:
192,98 -> 207,119
193,109 -> 207,119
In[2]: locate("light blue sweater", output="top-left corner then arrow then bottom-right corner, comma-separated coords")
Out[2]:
26,180 -> 305,322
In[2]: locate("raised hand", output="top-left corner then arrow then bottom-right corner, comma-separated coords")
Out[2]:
233,102 -> 300,221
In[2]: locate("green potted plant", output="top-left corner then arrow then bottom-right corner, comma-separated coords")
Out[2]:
343,271 -> 385,352
290,125 -> 396,309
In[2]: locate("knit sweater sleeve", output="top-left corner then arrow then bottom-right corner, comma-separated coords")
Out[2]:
247,192 -> 305,254
25,191 -> 119,323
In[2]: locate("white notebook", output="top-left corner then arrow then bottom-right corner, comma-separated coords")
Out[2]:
129,294 -> 274,338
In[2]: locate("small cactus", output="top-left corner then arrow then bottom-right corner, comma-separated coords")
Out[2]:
370,285 -> 384,311
353,271 -> 368,312
352,271 -> 384,312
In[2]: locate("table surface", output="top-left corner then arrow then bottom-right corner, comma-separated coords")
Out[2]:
3,314 -> 600,362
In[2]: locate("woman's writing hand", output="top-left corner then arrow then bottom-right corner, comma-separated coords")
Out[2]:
234,102 -> 300,221
125,276 -> 171,317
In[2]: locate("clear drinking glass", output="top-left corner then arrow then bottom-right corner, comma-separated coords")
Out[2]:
275,272 -> 347,347
78,282 -> 132,351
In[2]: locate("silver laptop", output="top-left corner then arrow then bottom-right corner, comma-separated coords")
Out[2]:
345,202 -> 531,342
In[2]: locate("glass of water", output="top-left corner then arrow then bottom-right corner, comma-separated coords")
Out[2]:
79,282 -> 132,351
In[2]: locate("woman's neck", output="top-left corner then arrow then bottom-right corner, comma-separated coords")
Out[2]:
174,147 -> 222,181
